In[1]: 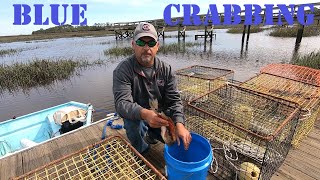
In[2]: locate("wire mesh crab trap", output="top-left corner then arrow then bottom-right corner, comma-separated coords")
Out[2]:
239,72 -> 320,147
185,84 -> 300,180
13,136 -> 166,180
175,65 -> 234,102
260,63 -> 320,86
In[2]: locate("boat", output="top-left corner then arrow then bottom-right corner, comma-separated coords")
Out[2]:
0,101 -> 94,159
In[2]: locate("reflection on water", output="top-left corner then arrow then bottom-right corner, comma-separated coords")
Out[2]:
0,29 -> 320,122
291,44 -> 301,63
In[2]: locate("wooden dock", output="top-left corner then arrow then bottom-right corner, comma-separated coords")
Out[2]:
1,118 -> 319,179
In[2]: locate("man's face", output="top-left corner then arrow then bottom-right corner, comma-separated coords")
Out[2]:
132,36 -> 159,67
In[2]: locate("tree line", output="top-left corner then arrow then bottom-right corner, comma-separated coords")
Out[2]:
32,23 -> 114,34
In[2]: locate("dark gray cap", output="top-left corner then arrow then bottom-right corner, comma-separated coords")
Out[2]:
133,22 -> 158,41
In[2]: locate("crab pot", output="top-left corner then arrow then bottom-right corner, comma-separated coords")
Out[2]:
13,136 -> 166,180
175,65 -> 234,103
260,63 -> 320,87
240,66 -> 320,148
185,84 -> 300,180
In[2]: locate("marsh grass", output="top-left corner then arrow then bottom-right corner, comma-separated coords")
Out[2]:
0,58 -> 107,94
159,42 -> 202,54
104,42 -> 202,57
99,41 -> 112,45
269,25 -> 320,37
0,49 -> 21,57
104,47 -> 133,57
227,26 -> 264,34
293,51 -> 320,69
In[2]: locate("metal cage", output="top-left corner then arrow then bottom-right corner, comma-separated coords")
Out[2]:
185,84 -> 300,180
260,63 -> 320,87
175,65 -> 234,102
239,73 -> 320,147
13,136 -> 166,180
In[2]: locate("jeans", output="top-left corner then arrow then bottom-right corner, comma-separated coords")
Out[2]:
123,118 -> 164,153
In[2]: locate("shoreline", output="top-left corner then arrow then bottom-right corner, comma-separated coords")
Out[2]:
1,25 -> 319,43
0,25 -> 234,43
0,30 -> 115,43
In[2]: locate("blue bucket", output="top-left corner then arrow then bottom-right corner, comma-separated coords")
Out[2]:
164,132 -> 213,180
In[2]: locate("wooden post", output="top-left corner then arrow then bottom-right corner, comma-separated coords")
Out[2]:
162,38 -> 166,54
182,40 -> 186,53
246,25 -> 251,44
204,26 -> 207,42
291,44 -> 300,63
295,24 -> 304,45
219,13 -> 223,23
183,26 -> 186,41
204,39 -> 207,52
241,25 -> 247,49
157,27 -> 165,41
162,31 -> 165,41
262,9 -> 266,24
208,26 -> 213,42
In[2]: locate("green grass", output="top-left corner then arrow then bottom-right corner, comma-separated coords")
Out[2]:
227,26 -> 264,34
0,49 -> 20,57
269,25 -> 320,37
0,59 -> 79,93
0,58 -> 107,94
104,47 -> 133,57
159,42 -> 201,54
292,51 -> 320,69
104,42 -> 202,57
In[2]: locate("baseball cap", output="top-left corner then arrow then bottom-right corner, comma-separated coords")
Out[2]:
133,22 -> 158,42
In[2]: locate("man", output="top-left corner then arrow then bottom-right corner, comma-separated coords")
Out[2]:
113,22 -> 191,154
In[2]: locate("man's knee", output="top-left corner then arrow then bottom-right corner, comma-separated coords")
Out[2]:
124,119 -> 148,139
123,119 -> 149,153
123,118 -> 140,129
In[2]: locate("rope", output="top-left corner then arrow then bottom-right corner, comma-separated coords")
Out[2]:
211,141 -> 284,179
299,108 -> 311,121
101,113 -> 122,140
211,143 -> 250,178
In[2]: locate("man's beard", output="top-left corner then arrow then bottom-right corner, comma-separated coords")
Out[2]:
140,54 -> 153,66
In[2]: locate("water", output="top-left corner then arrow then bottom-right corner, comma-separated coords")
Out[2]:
1,29 -> 320,122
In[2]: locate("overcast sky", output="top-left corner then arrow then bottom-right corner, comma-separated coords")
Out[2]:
0,0 -> 319,36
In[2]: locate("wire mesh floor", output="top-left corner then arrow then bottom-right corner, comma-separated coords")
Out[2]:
13,136 -> 166,180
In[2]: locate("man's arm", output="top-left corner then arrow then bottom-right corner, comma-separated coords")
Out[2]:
163,65 -> 192,150
113,62 -> 170,127
164,65 -> 185,125
113,64 -> 143,121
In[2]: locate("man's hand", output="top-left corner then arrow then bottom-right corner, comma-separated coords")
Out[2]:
176,123 -> 192,150
140,109 -> 169,128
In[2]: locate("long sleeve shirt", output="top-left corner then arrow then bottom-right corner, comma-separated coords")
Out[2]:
112,54 -> 185,124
